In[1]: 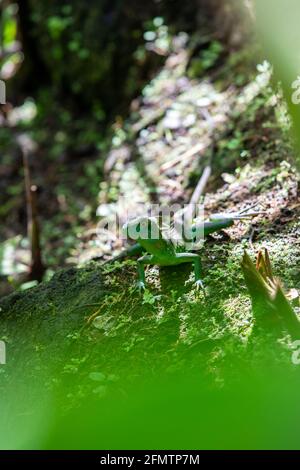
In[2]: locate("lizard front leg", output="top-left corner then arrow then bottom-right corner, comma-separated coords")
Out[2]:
137,255 -> 154,291
193,255 -> 204,291
175,253 -> 204,291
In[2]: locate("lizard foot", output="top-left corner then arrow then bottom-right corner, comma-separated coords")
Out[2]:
194,279 -> 205,292
136,281 -> 146,292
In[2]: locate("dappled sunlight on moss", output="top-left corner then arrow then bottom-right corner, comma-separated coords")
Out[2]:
222,294 -> 252,338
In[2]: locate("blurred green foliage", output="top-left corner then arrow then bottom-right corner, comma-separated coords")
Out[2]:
2,5 -> 17,45
255,0 -> 300,166
14,0 -> 206,120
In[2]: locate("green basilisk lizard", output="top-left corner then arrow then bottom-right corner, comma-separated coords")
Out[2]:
121,209 -> 261,291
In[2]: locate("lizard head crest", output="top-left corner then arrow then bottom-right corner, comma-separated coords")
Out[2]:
123,216 -> 161,242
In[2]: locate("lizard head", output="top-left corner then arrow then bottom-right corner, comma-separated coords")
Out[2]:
123,216 -> 161,243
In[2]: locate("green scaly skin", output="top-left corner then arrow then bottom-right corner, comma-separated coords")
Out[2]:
122,211 -> 260,291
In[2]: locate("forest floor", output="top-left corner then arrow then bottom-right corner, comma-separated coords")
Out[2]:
1,35 -> 300,448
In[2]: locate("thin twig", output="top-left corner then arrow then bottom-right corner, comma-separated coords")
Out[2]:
161,142 -> 206,172
184,165 -> 212,221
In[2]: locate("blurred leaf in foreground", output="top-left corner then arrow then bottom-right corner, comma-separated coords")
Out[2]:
254,0 -> 300,165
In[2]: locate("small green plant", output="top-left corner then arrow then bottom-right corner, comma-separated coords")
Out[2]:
142,289 -> 160,305
188,41 -> 223,78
